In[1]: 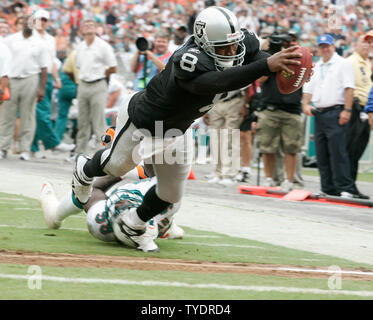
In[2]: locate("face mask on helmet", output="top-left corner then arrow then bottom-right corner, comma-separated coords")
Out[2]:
193,6 -> 246,71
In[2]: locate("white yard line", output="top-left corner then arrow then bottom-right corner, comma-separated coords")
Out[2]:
178,241 -> 263,249
278,267 -> 373,277
0,224 -> 87,232
182,235 -> 222,239
0,223 -> 260,249
0,273 -> 372,297
0,199 -> 27,202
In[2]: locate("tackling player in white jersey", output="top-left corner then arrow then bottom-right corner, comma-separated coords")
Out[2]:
40,164 -> 184,252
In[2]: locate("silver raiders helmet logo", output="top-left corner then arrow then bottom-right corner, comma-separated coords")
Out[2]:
195,21 -> 206,38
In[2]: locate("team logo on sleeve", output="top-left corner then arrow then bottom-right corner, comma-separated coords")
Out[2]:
195,21 -> 206,38
188,48 -> 201,54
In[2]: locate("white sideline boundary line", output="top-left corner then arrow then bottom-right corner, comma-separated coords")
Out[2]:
0,225 -> 248,245
0,201 -> 29,205
182,235 -> 222,239
0,198 -> 27,201
0,224 -> 87,232
278,267 -> 373,277
1,273 -> 373,297
178,241 -> 263,249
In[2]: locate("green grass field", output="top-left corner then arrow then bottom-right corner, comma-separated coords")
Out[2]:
1,193 -> 373,300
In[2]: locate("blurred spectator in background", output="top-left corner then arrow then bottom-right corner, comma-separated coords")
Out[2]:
75,18 -> 117,156
365,33 -> 373,129
302,34 -> 362,199
14,16 -> 24,32
345,32 -> 372,199
273,30 -> 305,189
207,90 -> 244,186
131,30 -> 172,91
31,9 -> 74,159
256,32 -> 304,192
105,6 -> 117,26
0,38 -> 11,116
168,24 -> 188,53
54,50 -> 78,142
235,83 -> 260,183
69,5 -> 83,36
365,85 -> 373,130
105,74 -> 129,127
0,15 -> 48,161
0,18 -> 9,38
63,49 -> 80,85
55,28 -> 68,51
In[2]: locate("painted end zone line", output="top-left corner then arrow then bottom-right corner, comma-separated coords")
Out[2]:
278,267 -> 373,277
1,274 -> 373,297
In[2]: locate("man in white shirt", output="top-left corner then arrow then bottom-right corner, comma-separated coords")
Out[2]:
0,40 -> 11,115
105,75 -> 129,126
302,34 -> 360,198
205,89 -> 244,186
0,18 -> 9,39
0,15 -> 48,161
75,18 -> 117,155
31,9 -> 75,158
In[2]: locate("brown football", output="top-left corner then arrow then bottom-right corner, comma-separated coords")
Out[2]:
276,47 -> 313,94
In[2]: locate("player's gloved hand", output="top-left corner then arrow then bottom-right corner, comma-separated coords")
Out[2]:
267,46 -> 302,75
101,126 -> 116,147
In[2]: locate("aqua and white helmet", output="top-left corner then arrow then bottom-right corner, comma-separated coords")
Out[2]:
193,6 -> 246,70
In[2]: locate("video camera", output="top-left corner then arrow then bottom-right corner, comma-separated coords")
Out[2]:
135,37 -> 154,52
268,32 -> 291,54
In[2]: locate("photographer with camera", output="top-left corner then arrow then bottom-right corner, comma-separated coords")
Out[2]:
131,30 -> 172,91
256,31 -> 304,191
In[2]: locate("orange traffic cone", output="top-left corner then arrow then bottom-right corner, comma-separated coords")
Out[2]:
188,168 -> 196,180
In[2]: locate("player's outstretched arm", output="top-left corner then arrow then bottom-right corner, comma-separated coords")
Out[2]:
178,58 -> 270,95
178,47 -> 302,95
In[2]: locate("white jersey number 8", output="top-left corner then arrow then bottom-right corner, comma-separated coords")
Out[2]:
180,53 -> 198,72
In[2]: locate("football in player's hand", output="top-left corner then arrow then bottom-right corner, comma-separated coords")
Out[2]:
276,47 -> 313,94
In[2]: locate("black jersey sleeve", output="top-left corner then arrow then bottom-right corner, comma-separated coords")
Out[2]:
176,51 -> 271,95
173,39 -> 216,81
242,29 -> 261,62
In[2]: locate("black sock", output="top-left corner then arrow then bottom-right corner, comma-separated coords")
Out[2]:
137,185 -> 171,222
83,149 -> 107,178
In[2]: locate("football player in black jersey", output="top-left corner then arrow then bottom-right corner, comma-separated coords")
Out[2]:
72,6 -> 304,252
